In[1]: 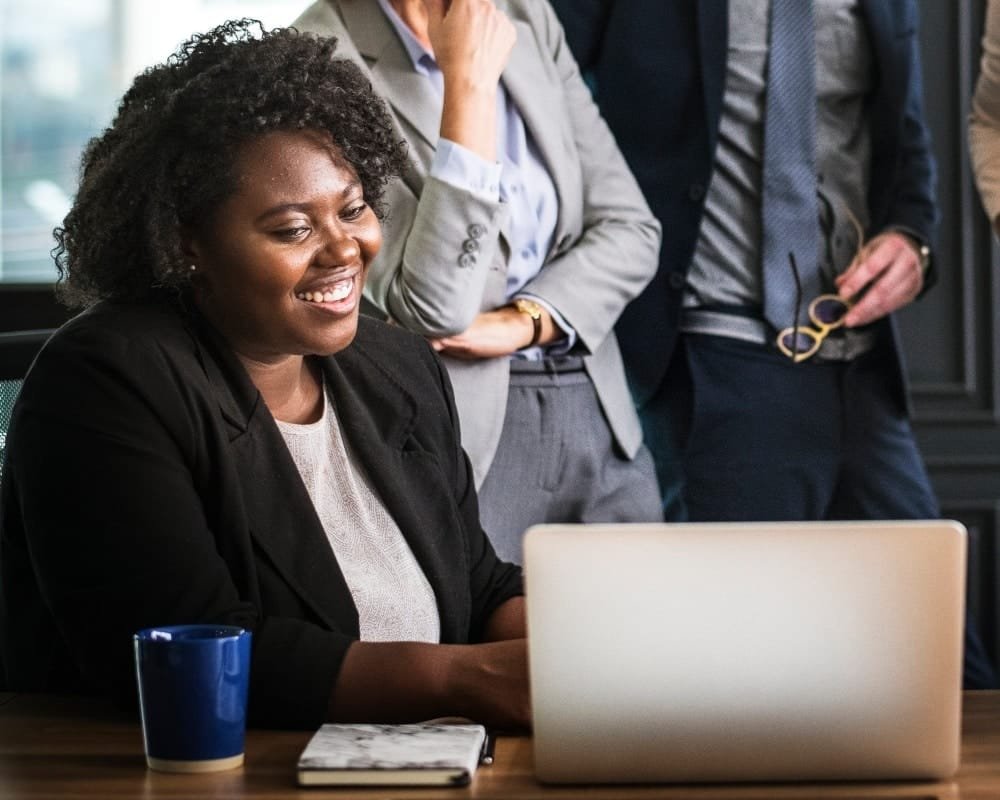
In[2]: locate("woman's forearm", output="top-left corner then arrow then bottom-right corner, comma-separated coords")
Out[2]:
483,596 -> 526,641
430,0 -> 515,161
328,637 -> 530,729
440,83 -> 498,162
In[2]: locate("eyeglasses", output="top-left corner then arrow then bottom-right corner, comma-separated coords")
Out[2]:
774,207 -> 863,363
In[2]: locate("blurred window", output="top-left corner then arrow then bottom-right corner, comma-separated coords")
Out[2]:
1,0 -> 304,284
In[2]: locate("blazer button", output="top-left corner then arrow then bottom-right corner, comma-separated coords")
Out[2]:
458,252 -> 477,268
462,238 -> 480,253
668,271 -> 686,290
688,183 -> 705,202
467,223 -> 487,239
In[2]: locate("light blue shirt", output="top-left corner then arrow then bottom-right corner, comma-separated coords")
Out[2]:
377,0 -> 575,355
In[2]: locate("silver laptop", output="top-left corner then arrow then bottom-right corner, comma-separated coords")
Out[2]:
524,521 -> 965,783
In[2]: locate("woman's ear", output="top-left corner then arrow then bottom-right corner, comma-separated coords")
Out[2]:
179,226 -> 204,273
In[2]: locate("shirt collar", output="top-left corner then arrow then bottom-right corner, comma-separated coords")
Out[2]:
375,0 -> 436,75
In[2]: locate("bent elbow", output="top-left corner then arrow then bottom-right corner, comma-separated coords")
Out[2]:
386,290 -> 479,339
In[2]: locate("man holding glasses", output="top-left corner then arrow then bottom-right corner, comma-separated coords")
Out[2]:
552,0 -> 997,687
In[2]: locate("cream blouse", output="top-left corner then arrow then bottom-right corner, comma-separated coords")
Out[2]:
276,389 -> 440,643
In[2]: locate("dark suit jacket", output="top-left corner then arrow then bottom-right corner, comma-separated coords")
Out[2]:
0,298 -> 521,729
552,0 -> 938,410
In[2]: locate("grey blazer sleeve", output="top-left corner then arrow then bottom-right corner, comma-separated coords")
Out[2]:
505,0 -> 660,355
330,0 -> 660,351
372,175 -> 510,337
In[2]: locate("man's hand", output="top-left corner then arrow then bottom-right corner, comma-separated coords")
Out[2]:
835,232 -> 925,327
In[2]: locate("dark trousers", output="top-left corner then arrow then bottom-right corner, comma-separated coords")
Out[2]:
639,333 -> 997,689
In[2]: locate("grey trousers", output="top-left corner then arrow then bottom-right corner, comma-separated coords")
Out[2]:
477,358 -> 663,564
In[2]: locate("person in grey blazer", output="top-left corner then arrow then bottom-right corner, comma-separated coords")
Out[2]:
294,0 -> 664,562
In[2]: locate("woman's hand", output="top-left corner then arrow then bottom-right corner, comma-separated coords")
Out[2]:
429,307 -> 531,359
329,638 -> 531,730
424,0 -> 515,93
430,306 -> 559,359
449,638 -> 531,731
423,0 -> 516,161
328,599 -> 530,729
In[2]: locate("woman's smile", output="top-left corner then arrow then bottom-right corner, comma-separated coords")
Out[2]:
296,271 -> 360,314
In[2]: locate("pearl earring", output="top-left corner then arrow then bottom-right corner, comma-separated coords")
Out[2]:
189,264 -> 197,272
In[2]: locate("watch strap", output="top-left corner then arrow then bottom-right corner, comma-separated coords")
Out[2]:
513,299 -> 543,347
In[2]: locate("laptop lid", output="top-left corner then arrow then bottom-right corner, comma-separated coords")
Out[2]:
524,521 -> 965,783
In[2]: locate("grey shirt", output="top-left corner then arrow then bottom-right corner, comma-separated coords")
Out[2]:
684,0 -> 873,313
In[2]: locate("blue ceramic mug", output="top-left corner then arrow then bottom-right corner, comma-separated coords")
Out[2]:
134,624 -> 251,773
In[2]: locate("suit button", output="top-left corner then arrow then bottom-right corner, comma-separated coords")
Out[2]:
668,272 -> 686,290
462,238 -> 479,253
467,223 -> 487,239
458,252 -> 477,268
688,183 -> 705,201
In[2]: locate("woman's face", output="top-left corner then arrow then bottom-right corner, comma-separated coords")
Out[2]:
189,129 -> 382,363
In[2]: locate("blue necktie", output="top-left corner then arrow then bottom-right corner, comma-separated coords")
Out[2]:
761,0 -> 818,331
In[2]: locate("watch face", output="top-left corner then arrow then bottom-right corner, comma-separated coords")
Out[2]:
516,299 -> 542,318
919,245 -> 931,271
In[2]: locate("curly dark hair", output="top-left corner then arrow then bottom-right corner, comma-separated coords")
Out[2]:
53,19 -> 409,308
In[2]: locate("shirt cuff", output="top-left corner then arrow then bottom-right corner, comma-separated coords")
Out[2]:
431,139 -> 502,202
884,225 -> 931,274
514,293 -> 577,354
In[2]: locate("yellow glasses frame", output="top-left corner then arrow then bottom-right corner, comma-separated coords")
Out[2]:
774,207 -> 863,362
776,294 -> 853,362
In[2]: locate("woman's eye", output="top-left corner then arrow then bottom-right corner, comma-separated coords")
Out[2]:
342,203 -> 367,221
275,226 -> 310,240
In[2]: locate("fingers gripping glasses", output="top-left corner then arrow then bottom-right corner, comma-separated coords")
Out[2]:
775,207 -> 862,362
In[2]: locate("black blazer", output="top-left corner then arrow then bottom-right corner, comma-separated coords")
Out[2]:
553,0 -> 938,411
0,297 -> 521,729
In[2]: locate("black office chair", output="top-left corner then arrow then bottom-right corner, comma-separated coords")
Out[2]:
0,329 -> 56,481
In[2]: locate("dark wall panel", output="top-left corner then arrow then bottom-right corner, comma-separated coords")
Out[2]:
913,0 -> 1000,661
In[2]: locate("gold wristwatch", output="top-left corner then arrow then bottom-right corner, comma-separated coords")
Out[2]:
513,298 -> 543,347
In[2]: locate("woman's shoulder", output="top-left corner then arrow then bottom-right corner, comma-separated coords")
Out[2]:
11,299 -> 207,437
27,299 -> 200,399
43,299 -> 193,363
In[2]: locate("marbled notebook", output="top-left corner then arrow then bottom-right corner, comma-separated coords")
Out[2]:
296,722 -> 487,786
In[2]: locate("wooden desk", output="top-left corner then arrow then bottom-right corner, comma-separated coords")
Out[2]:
2,692 -> 999,799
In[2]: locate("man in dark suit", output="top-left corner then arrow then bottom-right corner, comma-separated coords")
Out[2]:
552,0 -> 997,688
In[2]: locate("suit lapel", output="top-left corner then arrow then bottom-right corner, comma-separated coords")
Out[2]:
698,0 -> 729,142
857,0 -> 895,85
232,412 -> 361,635
327,327 -> 469,641
500,15 -> 576,218
858,0 -> 891,40
193,316 -> 359,636
339,0 -> 440,153
199,315 -> 469,642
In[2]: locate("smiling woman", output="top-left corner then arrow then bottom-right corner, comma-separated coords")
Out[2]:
0,20 -> 529,731
188,129 -> 383,410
